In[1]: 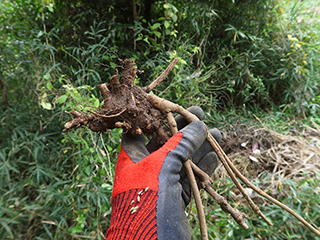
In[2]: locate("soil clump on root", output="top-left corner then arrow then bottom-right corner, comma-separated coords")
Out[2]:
63,59 -> 169,144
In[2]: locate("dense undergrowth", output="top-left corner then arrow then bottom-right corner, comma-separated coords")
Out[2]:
0,0 -> 320,239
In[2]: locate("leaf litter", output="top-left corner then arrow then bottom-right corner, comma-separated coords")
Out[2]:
217,120 -> 320,189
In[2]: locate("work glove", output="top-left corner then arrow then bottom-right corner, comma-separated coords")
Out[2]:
106,106 -> 221,240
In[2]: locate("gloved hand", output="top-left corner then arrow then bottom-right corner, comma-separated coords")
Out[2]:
106,107 -> 221,240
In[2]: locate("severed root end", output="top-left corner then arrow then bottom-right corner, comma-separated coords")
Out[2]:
63,111 -> 95,131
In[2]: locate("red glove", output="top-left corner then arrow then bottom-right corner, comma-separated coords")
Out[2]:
106,107 -> 221,240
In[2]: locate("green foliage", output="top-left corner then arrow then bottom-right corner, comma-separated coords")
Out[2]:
0,1 -> 117,239
35,0 -> 320,116
46,0 -> 320,115
250,0 -> 320,117
1,0 -> 320,238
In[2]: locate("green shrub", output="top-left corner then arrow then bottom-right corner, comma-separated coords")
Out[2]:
0,1 -> 117,238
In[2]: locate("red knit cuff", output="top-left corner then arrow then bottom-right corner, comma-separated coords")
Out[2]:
106,188 -> 158,240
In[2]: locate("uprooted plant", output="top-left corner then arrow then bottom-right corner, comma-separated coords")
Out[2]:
63,58 -> 320,239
